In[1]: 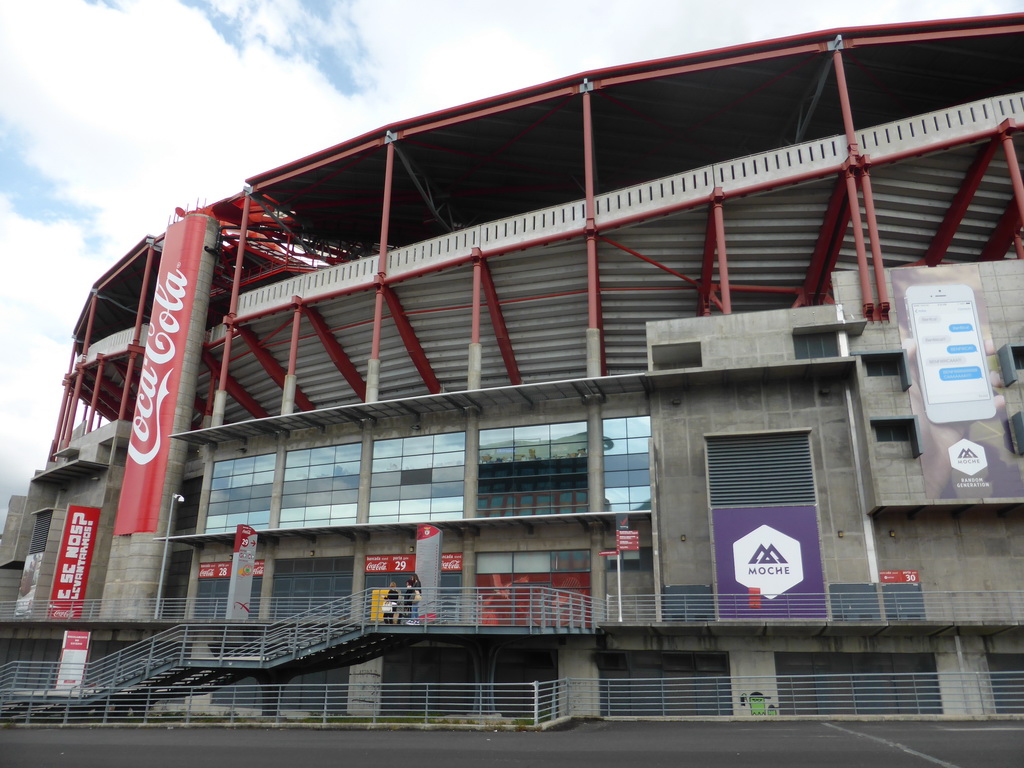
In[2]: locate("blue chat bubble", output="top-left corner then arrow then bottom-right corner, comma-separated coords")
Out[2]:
946,344 -> 977,354
939,366 -> 983,381
948,323 -> 974,332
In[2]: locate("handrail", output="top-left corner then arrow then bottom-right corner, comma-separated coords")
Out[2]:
5,672 -> 1024,723
7,588 -> 1024,626
1,587 -> 595,699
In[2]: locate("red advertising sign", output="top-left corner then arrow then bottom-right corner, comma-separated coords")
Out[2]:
114,217 -> 209,535
199,560 -> 265,579
879,570 -> 920,583
364,553 -> 462,573
616,530 -> 640,551
48,505 -> 101,618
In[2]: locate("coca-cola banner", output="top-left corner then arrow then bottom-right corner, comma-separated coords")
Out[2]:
364,553 -> 462,573
114,217 -> 209,535
199,560 -> 265,579
48,505 -> 101,618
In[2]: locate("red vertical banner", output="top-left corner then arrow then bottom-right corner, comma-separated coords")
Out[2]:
49,505 -> 101,618
114,217 -> 209,535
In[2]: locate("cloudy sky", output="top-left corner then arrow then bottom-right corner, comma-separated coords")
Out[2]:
0,0 -> 1018,529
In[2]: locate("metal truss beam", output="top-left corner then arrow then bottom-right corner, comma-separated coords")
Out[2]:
202,350 -> 271,420
798,175 -> 850,307
301,305 -> 368,401
236,325 -> 316,412
382,285 -> 442,394
479,259 -> 522,386
924,138 -> 1000,266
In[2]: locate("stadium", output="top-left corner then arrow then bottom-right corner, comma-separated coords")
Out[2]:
2,13 -> 1024,720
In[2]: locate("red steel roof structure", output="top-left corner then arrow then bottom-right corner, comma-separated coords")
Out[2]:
57,13 -> 1024,458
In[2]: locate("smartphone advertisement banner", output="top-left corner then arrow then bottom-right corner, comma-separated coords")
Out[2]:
892,264 -> 1024,499
712,506 -> 825,619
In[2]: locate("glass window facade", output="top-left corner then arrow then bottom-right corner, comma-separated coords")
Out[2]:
603,416 -> 651,512
369,433 -> 466,523
202,415 -> 652,531
478,422 -> 589,517
282,444 -> 361,528
207,454 -> 275,534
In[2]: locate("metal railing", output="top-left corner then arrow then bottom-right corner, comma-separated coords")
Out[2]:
1,586 -> 595,626
7,589 -> 1024,626
0,587 -> 593,707
600,590 -> 1024,624
4,672 -> 1023,725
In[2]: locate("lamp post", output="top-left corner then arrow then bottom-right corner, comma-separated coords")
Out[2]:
154,493 -> 184,619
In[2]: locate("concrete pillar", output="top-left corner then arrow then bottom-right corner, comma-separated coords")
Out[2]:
727,650 -> 781,717
936,635 -> 992,716
357,421 -> 375,524
281,374 -> 297,416
463,407 -> 479,518
467,342 -> 482,391
365,358 -> 381,403
210,389 -> 228,427
258,542 -> 276,620
347,656 -> 384,716
586,398 -> 604,513
586,327 -> 602,379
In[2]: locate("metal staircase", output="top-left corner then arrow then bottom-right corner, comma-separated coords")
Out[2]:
1,587 -> 596,720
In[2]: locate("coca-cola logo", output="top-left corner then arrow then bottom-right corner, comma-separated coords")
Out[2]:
49,608 -> 74,619
366,561 -> 389,571
128,267 -> 189,465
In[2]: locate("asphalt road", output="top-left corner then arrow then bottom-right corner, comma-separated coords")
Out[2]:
2,720 -> 1023,768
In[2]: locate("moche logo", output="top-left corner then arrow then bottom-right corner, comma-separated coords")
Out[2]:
948,438 -> 987,476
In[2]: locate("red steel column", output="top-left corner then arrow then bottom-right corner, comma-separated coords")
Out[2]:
1000,125 -> 1024,228
368,137 -> 397,402
281,299 -> 303,415
86,356 -> 105,433
119,240 -> 157,420
711,190 -> 732,315
212,193 -> 252,426
858,167 -> 890,319
468,249 -> 483,389
833,40 -> 875,320
62,291 -> 99,449
844,167 -> 874,321
49,350 -> 76,460
582,85 -> 605,377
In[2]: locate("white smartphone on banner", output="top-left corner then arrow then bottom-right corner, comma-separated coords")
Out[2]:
905,283 -> 996,424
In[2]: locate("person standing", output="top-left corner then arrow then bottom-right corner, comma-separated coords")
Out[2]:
404,575 -> 422,624
384,581 -> 400,624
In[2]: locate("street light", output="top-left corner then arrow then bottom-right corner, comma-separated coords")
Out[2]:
154,493 -> 184,619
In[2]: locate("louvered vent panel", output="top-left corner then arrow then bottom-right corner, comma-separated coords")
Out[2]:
28,510 -> 53,554
706,433 -> 815,508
